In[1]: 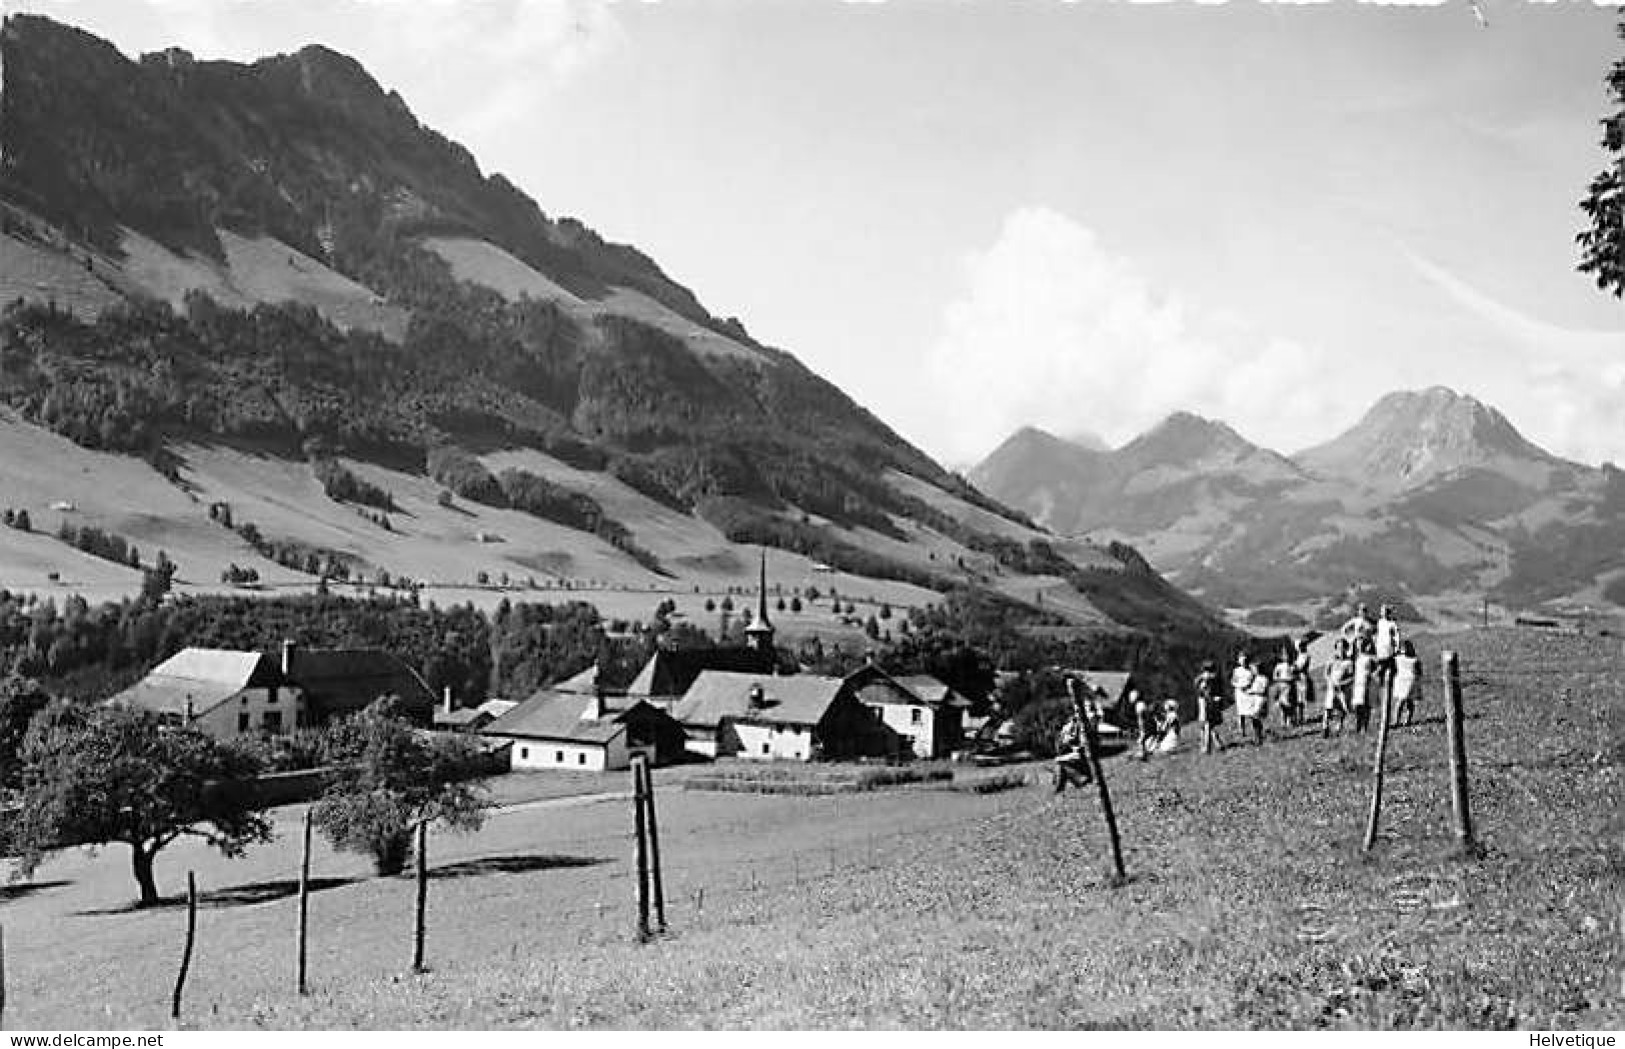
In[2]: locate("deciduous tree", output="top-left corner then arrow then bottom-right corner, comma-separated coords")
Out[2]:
10,705 -> 270,906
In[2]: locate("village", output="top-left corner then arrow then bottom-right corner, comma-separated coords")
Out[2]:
107,554 -> 1133,779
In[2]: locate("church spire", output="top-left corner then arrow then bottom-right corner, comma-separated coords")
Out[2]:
745,547 -> 775,652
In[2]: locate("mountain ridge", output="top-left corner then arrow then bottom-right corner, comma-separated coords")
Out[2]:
972,387 -> 1624,610
0,14 -> 1241,644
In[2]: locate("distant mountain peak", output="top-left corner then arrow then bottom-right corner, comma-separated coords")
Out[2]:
1295,385 -> 1565,492
1120,410 -> 1260,466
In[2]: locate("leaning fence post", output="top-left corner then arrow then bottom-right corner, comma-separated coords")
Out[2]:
631,757 -> 652,942
1443,652 -> 1477,857
171,871 -> 197,1023
297,809 -> 313,995
636,756 -> 666,934
1362,677 -> 1396,852
411,820 -> 429,973
1071,680 -> 1127,884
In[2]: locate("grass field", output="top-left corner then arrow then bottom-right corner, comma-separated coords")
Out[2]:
0,626 -> 1618,1029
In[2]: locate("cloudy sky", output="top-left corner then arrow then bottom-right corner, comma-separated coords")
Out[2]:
10,0 -> 1625,466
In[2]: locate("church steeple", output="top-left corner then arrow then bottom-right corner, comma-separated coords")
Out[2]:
744,547 -> 775,652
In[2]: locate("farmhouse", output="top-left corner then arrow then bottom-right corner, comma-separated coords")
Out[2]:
109,640 -> 440,738
481,690 -> 686,771
1069,670 -> 1136,720
279,641 -> 438,725
859,670 -> 970,759
673,671 -> 898,761
110,647 -> 306,737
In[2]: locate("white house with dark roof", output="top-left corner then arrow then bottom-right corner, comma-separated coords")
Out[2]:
109,648 -> 305,737
673,670 -> 897,761
869,671 -> 971,759
481,690 -> 686,771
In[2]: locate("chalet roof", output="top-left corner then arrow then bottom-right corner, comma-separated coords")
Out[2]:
626,646 -> 775,699
552,664 -> 600,694
481,691 -> 626,745
674,671 -> 844,729
110,648 -> 286,718
287,648 -> 436,714
1076,671 -> 1134,706
893,675 -> 971,708
434,700 -> 517,729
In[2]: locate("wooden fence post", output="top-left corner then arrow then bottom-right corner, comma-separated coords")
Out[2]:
636,757 -> 666,934
1,922 -> 8,1029
171,871 -> 197,1023
297,809 -> 312,995
1443,652 -> 1477,857
411,820 -> 428,973
1071,680 -> 1127,884
1362,679 -> 1395,852
631,758 -> 652,942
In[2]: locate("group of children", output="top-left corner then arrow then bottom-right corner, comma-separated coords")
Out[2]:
1127,603 -> 1425,759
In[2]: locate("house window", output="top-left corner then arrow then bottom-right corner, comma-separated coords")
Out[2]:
237,712 -> 250,732
262,710 -> 283,732
266,690 -> 278,704
578,752 -> 586,765
911,708 -> 923,725
555,750 -> 564,763
520,747 -> 529,760
762,742 -> 771,755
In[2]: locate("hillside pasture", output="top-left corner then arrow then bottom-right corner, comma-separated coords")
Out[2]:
0,230 -> 121,320
0,627 -> 1615,1028
0,412 -> 301,594
117,228 -> 409,340
422,235 -> 761,362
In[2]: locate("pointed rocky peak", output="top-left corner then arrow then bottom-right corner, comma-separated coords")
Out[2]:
970,426 -> 1107,488
1118,411 -> 1258,467
1294,386 -> 1566,492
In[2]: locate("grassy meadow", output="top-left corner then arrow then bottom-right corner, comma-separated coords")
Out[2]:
0,627 -> 1618,1029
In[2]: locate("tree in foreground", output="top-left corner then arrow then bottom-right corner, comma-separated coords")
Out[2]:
9,705 -> 271,906
314,697 -> 490,876
1578,17 -> 1625,297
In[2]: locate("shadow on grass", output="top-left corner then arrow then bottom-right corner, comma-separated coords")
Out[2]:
75,876 -> 357,916
0,879 -> 71,902
429,853 -> 609,880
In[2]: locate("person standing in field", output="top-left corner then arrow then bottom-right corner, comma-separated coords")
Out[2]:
1373,604 -> 1402,705
1238,656 -> 1269,745
1270,647 -> 1298,729
1230,652 -> 1255,714
1323,638 -> 1354,737
1350,636 -> 1377,734
1341,603 -> 1376,651
1293,633 -> 1317,727
1196,660 -> 1225,754
1132,689 -> 1158,761
1391,639 -> 1423,727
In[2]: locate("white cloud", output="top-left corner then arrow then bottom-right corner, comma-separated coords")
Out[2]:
922,207 -> 1344,464
1408,252 -> 1625,465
